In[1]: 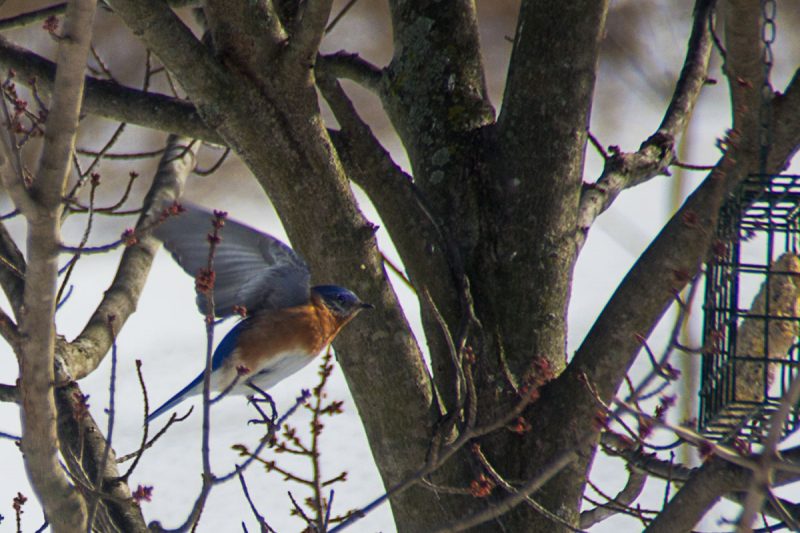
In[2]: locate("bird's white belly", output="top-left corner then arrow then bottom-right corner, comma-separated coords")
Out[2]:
217,345 -> 327,395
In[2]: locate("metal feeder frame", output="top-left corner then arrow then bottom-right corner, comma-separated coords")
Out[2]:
700,173 -> 800,442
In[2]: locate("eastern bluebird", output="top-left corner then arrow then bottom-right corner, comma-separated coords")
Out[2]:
146,203 -> 372,422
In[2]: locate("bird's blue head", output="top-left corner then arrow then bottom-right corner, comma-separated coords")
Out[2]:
311,285 -> 373,318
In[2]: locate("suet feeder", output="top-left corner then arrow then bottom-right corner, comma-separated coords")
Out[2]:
699,173 -> 800,442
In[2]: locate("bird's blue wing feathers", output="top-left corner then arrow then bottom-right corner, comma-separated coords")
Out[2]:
146,320 -> 248,423
211,319 -> 247,371
153,202 -> 311,317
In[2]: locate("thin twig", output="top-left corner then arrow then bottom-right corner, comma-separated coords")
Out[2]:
324,0 -> 359,34
238,471 -> 275,533
472,444 -> 586,532
119,360 -> 150,479
194,147 -> 230,176
86,315 -> 119,530
672,160 -> 716,171
587,130 -> 608,160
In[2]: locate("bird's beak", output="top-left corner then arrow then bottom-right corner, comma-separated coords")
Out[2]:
360,302 -> 375,310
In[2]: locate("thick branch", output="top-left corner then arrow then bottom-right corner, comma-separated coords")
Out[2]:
17,1 -> 97,530
64,136 -> 197,380
56,381 -> 148,532
0,37 -> 220,142
476,5 -> 608,528
723,0 -> 764,138
203,0 -> 287,78
320,78 -> 461,414
773,68 -> 800,161
645,457 -> 743,533
549,0 -> 800,456
285,0 -> 333,69
486,0 -> 608,380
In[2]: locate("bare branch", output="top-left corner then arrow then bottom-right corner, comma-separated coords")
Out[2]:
0,36 -> 220,142
0,76 -> 35,215
600,432 -> 692,483
576,0 -> 714,240
64,135 -> 198,380
0,4 -> 68,31
0,383 -> 18,403
644,457 -> 744,533
773,68 -> 800,158
723,0 -> 765,140
17,1 -> 98,530
580,467 -> 647,529
203,0 -> 287,80
325,0 -> 360,34
104,0 -> 249,121
55,381 -> 148,532
319,77 -> 463,409
238,471 -> 275,533
0,1 -> 197,31
0,306 -> 20,347
431,445 -> 582,533
318,52 -> 382,92
286,0 -> 334,69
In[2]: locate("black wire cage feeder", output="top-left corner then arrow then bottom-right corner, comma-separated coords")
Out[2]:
699,173 -> 800,442
697,0 -> 800,443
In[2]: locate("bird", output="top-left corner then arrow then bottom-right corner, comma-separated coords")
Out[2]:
146,202 -> 372,423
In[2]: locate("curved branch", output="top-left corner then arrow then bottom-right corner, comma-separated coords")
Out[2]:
644,457 -> 743,533
577,0 -> 714,241
64,136 -> 197,380
580,467 -> 647,529
109,2 -> 443,530
318,52 -> 382,92
319,77 -> 463,411
104,0 -> 229,103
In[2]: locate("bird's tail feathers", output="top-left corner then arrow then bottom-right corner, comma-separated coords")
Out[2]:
146,373 -> 204,424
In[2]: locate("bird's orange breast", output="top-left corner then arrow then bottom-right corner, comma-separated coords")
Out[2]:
233,299 -> 346,372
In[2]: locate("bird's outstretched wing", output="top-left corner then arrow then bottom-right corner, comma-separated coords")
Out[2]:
153,203 -> 310,316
